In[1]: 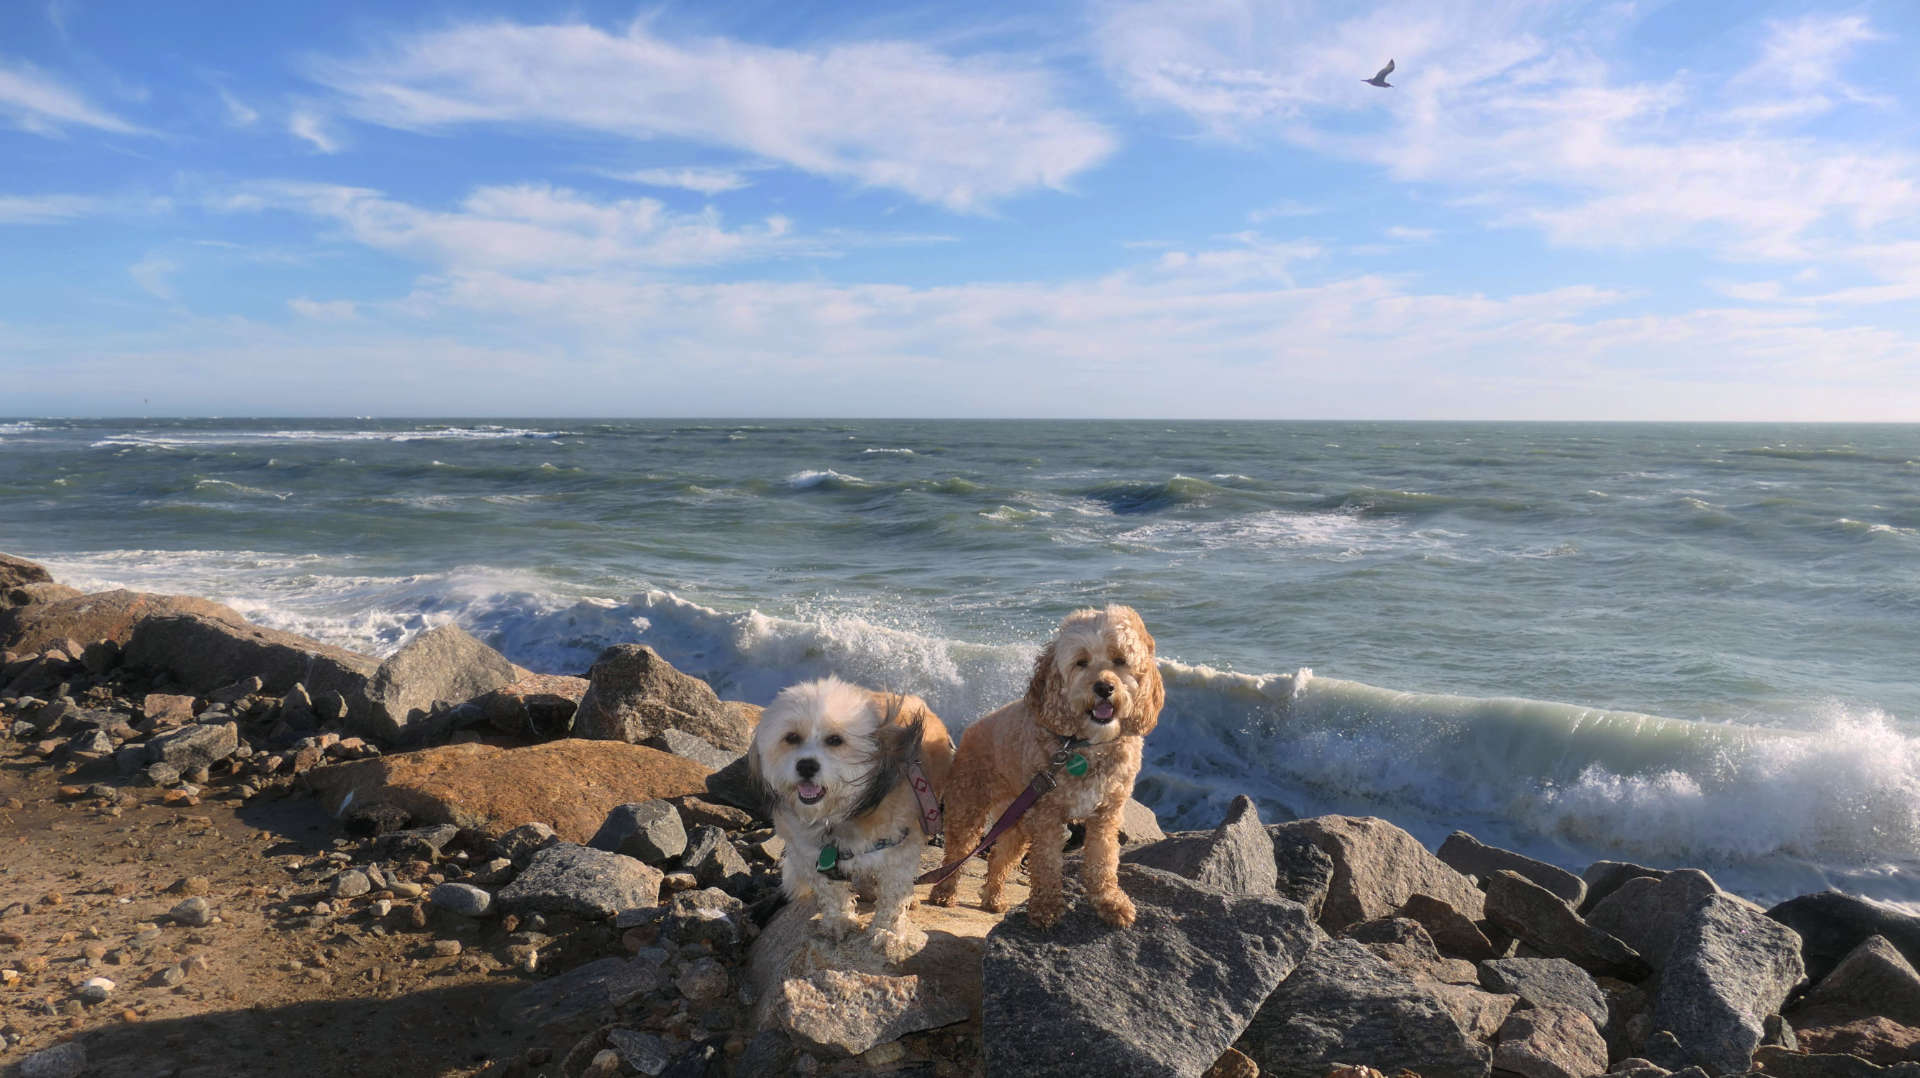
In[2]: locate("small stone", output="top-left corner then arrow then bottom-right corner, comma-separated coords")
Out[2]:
154,964 -> 187,987
663,871 -> 698,894
19,1041 -> 88,1078
164,876 -> 210,896
430,882 -> 494,917
584,1049 -> 622,1078
168,897 -> 213,927
606,1029 -> 671,1076
676,956 -> 730,1005
77,976 -> 115,1003
81,941 -> 108,963
861,1041 -> 907,1067
431,939 -> 462,957
331,870 -> 372,899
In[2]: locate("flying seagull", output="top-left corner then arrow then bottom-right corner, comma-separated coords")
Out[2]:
1364,59 -> 1394,87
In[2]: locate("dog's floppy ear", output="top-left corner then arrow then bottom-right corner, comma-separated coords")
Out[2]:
849,695 -> 922,820
744,737 -> 778,819
1026,639 -> 1061,709
1121,607 -> 1163,736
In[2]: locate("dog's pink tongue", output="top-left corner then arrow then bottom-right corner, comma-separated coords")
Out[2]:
1092,701 -> 1116,720
797,782 -> 824,799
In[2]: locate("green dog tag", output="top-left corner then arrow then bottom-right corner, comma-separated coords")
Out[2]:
1065,753 -> 1089,777
817,844 -> 839,873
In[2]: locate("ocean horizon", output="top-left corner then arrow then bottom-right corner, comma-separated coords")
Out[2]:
4,416 -> 1916,909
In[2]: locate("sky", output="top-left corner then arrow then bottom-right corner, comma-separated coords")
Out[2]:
3,0 -> 1918,419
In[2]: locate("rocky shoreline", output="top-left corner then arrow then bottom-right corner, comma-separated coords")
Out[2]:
4,550 -> 1920,1078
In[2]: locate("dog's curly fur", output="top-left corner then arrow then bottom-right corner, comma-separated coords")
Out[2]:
749,676 -> 955,960
927,605 -> 1163,929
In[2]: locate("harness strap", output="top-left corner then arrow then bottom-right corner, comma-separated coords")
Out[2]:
914,736 -> 1086,888
906,759 -> 942,838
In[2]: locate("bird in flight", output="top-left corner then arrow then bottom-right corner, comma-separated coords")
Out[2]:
1364,59 -> 1395,87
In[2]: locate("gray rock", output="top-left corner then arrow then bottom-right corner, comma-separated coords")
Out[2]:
1424,982 -> 1519,1040
147,720 -> 238,773
1581,860 -> 1667,914
76,976 -> 115,1003
983,863 -> 1325,1078
430,882 -> 495,917
493,821 -> 559,862
498,842 -> 663,919
644,728 -> 740,773
660,887 -> 748,951
208,675 -> 264,704
66,727 -> 113,755
1586,868 -> 1721,970
1239,938 -> 1491,1078
1646,892 -> 1805,1075
500,955 -> 664,1030
1119,797 -> 1166,844
1124,795 -> 1277,897
1477,956 -> 1607,1028
1768,890 -> 1920,984
1269,815 -> 1484,930
19,1041 -> 87,1078
573,644 -> 750,751
606,1029 -> 671,1077
1603,1061 -> 1673,1078
1347,917 -> 1478,984
1749,1047 -> 1900,1078
1438,831 -> 1585,906
377,823 -> 460,862
1799,933 -> 1920,1027
680,825 -> 749,893
590,800 -> 688,865
352,624 -> 521,743
676,956 -> 730,1005
701,755 -> 765,817
1494,1002 -> 1609,1078
1484,870 -> 1649,981
1270,829 -> 1335,917
1396,892 -> 1498,961
331,869 -> 372,899
168,896 -> 214,926
144,760 -> 183,787
123,611 -> 376,710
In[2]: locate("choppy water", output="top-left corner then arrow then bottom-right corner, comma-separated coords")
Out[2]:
3,418 -> 1917,907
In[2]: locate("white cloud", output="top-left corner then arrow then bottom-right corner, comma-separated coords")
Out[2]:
289,109 -> 343,153
1092,3 -> 1920,275
1385,226 -> 1435,242
219,181 -> 819,272
0,57 -> 142,136
218,87 -> 259,127
289,297 -> 359,320
606,167 -> 754,196
310,19 -> 1115,210
0,193 -> 102,223
129,254 -> 177,299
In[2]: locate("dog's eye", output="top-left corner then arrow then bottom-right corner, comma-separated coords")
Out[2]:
782,732 -> 803,745
824,734 -> 845,747
1113,655 -> 1128,666
1074,658 -> 1089,668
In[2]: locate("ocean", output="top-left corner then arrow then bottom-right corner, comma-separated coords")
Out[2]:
2,418 -> 1916,908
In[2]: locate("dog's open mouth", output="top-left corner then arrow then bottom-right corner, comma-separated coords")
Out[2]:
1089,701 -> 1117,723
796,782 -> 826,805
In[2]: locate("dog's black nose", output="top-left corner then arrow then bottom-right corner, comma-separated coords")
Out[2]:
1093,681 -> 1115,699
795,757 -> 820,780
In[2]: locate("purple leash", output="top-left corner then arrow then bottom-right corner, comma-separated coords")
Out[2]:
916,736 -> 1084,888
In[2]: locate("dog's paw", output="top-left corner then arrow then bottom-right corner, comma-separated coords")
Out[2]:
1025,894 -> 1066,929
1092,889 -> 1136,929
873,925 -> 927,963
926,882 -> 958,908
818,912 -> 860,941
979,890 -> 1009,914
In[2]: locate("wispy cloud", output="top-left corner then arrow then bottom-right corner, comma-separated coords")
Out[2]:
288,109 -> 343,153
0,57 -> 143,136
289,297 -> 359,320
129,253 -> 177,299
605,167 -> 755,196
218,86 -> 259,128
309,19 -> 1116,211
0,193 -> 103,223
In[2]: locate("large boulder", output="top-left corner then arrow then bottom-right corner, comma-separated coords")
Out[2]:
1270,815 -> 1484,931
589,801 -> 688,865
0,552 -> 52,589
496,843 -> 663,919
1585,869 -> 1721,970
2,589 -> 248,653
1437,831 -> 1585,907
1581,860 -> 1666,914
1484,870 -> 1648,981
1792,1015 -> 1920,1065
350,624 -> 522,743
1396,892 -> 1498,961
1645,892 -> 1805,1075
1768,891 -> 1920,985
1123,795 -> 1277,897
1797,935 -> 1920,1028
571,645 -> 752,751
1477,956 -> 1608,1029
123,612 -> 377,706
147,721 -> 239,773
501,955 -> 664,1031
1494,1003 -> 1609,1078
1238,938 -> 1491,1078
983,863 -> 1324,1078
304,739 -> 711,842
750,850 -> 1015,1056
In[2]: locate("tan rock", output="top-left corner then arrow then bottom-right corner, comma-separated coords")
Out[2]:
1792,1011 -> 1920,1064
0,589 -> 247,653
749,847 -> 1021,1056
477,673 -> 590,736
123,612 -> 378,707
572,645 -> 752,751
1202,1047 -> 1259,1078
303,738 -> 711,842
141,693 -> 196,727
350,624 -> 521,742
1271,815 -> 1485,930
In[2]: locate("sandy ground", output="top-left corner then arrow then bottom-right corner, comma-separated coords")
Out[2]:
0,751 -> 549,1078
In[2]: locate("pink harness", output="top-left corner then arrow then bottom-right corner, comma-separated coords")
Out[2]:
906,759 -> 942,837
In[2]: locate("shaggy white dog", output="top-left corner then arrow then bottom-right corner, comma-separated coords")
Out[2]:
749,677 -> 954,960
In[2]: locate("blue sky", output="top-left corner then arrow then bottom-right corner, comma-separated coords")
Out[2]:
3,0 -> 1918,419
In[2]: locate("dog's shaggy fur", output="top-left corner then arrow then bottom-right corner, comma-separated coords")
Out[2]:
749,676 -> 955,960
928,605 -> 1163,928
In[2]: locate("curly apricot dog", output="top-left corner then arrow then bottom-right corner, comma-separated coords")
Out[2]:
927,605 -> 1163,928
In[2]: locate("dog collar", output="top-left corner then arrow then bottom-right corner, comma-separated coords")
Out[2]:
1053,735 -> 1091,778
818,827 -> 913,879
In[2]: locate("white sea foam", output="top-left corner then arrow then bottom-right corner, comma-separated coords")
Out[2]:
89,426 -> 562,449
862,447 -> 915,455
785,469 -> 866,489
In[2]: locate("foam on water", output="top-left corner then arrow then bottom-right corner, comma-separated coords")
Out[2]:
88,426 -> 561,449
